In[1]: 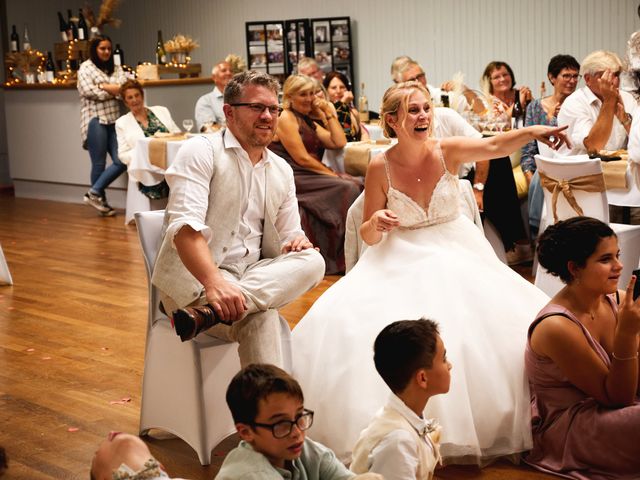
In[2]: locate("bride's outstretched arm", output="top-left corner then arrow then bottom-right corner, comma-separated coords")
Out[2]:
360,156 -> 400,246
440,125 -> 571,167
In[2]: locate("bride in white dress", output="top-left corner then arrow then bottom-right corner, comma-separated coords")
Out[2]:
292,81 -> 570,465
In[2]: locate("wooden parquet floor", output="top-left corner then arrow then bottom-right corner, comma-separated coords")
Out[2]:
0,195 -> 553,479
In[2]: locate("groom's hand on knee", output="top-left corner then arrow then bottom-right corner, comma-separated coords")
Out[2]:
205,277 -> 247,322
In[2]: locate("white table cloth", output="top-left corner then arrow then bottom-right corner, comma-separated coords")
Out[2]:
125,137 -> 188,224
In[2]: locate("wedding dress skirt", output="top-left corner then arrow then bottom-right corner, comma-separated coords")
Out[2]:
292,215 -> 549,464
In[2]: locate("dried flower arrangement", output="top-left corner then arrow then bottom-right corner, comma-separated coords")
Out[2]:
82,0 -> 122,37
225,54 -> 247,74
164,34 -> 199,53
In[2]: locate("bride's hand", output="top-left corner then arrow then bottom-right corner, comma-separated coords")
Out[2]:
531,125 -> 571,151
371,209 -> 400,233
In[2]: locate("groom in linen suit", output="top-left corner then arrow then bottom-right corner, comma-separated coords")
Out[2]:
152,70 -> 325,367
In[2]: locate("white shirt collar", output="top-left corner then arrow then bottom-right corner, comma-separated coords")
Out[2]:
386,393 -> 438,438
222,128 -> 270,166
213,85 -> 224,98
582,85 -> 600,107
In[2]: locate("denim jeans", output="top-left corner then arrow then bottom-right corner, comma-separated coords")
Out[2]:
87,117 -> 126,197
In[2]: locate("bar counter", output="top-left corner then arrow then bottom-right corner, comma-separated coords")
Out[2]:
3,77 -> 213,208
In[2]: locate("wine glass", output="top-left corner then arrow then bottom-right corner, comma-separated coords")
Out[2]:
182,119 -> 194,133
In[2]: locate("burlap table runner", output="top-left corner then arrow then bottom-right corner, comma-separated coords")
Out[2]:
344,139 -> 391,176
148,134 -> 188,169
601,159 -> 628,190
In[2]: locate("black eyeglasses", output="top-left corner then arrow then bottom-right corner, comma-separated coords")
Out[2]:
229,102 -> 283,115
252,409 -> 314,438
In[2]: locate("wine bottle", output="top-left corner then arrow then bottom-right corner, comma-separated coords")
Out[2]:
67,9 -> 77,41
539,81 -> 546,99
57,12 -> 68,42
113,44 -> 124,67
155,30 -> 167,65
10,25 -> 19,52
77,9 -> 87,41
23,25 -> 31,51
45,52 -> 56,82
511,89 -> 524,130
358,82 -> 369,123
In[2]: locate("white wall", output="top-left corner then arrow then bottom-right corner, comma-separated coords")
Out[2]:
5,0 -> 640,113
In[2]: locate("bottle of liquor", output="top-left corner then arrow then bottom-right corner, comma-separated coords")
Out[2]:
511,89 -> 524,130
10,25 -> 19,52
358,82 -> 369,123
155,30 -> 167,65
23,25 -> 31,51
113,44 -> 124,67
539,81 -> 546,99
67,9 -> 77,41
45,52 -> 56,83
57,12 -> 69,42
77,9 -> 87,41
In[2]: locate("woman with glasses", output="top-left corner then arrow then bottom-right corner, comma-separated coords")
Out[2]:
521,55 -> 581,236
481,61 -> 533,122
269,74 -> 362,274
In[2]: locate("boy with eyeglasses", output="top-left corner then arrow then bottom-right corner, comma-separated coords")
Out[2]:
216,364 -> 381,480
350,319 -> 452,480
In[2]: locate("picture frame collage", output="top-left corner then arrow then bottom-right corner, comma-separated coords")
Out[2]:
245,16 -> 353,82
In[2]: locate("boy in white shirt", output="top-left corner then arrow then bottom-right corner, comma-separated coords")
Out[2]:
351,319 -> 452,480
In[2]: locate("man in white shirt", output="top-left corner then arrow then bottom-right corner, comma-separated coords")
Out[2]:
152,71 -> 325,367
394,59 -> 477,116
194,61 -> 233,132
297,57 -> 324,82
558,50 -> 635,155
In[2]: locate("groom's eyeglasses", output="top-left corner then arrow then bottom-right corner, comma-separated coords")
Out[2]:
230,103 -> 283,115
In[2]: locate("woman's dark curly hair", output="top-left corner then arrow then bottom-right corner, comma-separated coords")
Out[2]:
537,217 -> 615,284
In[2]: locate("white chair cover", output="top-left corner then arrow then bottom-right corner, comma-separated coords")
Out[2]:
534,155 -> 640,296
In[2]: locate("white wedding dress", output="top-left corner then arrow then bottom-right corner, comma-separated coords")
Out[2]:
292,145 -> 549,464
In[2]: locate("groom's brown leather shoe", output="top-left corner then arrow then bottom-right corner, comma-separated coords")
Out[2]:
171,304 -> 229,342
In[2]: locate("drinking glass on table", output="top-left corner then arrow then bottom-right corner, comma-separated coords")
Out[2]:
182,119 -> 194,133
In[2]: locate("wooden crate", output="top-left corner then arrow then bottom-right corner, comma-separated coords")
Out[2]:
54,40 -> 89,66
136,63 -> 202,80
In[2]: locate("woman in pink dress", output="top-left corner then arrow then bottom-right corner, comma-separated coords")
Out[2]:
526,217 -> 640,479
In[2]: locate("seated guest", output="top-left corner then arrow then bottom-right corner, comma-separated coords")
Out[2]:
473,61 -> 531,258
116,79 -> 181,199
395,59 -> 477,115
526,217 -> 640,479
152,71 -> 325,367
269,74 -> 362,274
297,56 -> 324,82
521,54 -> 581,236
90,432 -> 188,480
323,71 -> 370,142
480,61 -> 533,122
195,60 -> 233,132
558,50 -> 635,155
351,319 -> 451,480
216,363 -> 381,480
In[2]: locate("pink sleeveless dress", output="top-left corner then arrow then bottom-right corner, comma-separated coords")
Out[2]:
525,299 -> 640,479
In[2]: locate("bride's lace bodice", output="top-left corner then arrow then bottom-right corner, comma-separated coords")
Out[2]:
385,142 -> 460,229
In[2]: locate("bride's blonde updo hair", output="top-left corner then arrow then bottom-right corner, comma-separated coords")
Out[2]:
380,81 -> 433,138
282,74 -> 315,109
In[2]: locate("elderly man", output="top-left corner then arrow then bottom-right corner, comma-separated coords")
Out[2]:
152,71 -> 325,367
194,60 -> 233,132
394,59 -> 482,116
297,56 -> 324,82
558,50 -> 635,155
